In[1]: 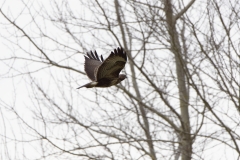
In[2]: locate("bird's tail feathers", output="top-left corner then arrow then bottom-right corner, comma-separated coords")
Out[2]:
76,82 -> 98,89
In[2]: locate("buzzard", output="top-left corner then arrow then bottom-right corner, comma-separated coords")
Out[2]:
77,47 -> 127,89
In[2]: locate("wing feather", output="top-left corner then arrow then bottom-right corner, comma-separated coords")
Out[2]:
94,51 -> 100,61
96,47 -> 127,80
100,55 -> 104,61
84,51 -> 104,81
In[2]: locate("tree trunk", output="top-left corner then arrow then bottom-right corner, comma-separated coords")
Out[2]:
164,0 -> 192,160
115,0 -> 157,159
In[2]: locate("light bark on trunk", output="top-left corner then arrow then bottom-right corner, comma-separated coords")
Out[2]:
164,0 -> 192,160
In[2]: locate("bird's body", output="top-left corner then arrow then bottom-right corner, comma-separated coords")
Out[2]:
77,47 -> 127,89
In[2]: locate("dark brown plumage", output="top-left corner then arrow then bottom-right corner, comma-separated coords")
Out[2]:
77,47 -> 127,89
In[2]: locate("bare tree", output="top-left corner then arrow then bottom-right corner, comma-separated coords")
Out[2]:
0,0 -> 239,160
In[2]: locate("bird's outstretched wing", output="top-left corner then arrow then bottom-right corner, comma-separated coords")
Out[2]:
84,51 -> 104,81
96,47 -> 127,80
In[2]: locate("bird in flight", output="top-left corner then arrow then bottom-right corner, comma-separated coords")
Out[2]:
77,47 -> 127,89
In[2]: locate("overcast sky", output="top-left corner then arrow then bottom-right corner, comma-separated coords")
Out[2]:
0,0 -> 239,160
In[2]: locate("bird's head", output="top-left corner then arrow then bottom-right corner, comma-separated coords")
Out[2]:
119,74 -> 127,81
